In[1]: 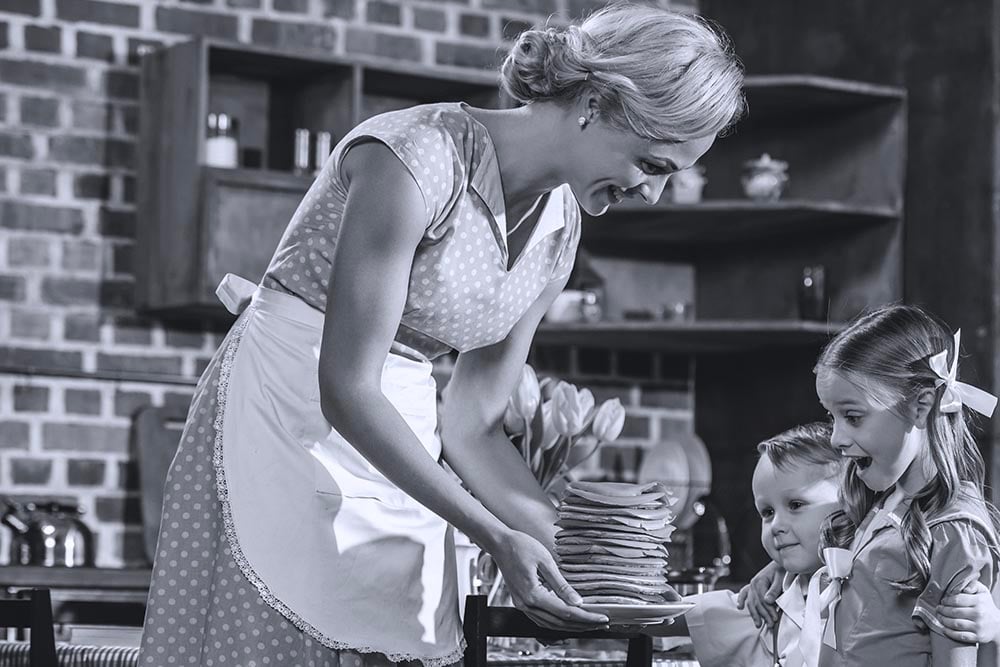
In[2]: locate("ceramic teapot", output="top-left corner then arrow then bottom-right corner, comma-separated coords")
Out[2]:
1,497 -> 94,567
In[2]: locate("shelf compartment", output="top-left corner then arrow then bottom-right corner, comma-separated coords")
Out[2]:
665,75 -> 907,213
139,166 -> 311,319
533,320 -> 843,353
583,199 -> 897,245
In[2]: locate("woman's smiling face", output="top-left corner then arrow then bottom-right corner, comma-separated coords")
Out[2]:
815,368 -> 924,492
567,121 -> 715,216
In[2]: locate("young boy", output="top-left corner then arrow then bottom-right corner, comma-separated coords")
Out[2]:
668,422 -> 840,667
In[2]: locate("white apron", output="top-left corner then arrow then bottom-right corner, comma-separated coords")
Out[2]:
214,274 -> 463,666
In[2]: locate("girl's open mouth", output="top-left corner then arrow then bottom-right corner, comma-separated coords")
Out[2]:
854,456 -> 873,471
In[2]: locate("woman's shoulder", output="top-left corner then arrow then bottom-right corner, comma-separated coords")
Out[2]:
346,102 -> 476,154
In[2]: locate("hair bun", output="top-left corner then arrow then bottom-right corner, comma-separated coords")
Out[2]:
501,26 -> 590,103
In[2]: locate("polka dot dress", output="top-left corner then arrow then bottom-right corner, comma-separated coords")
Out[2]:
263,102 -> 581,360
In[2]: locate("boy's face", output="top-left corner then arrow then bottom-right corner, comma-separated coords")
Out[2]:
752,456 -> 841,575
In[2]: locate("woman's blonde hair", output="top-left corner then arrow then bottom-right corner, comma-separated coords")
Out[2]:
500,2 -> 746,142
816,304 -> 1000,591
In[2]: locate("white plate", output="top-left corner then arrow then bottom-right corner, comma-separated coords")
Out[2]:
581,601 -> 695,624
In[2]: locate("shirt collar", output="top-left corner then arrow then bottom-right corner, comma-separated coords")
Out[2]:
462,104 -> 567,259
775,572 -> 808,629
463,104 -> 505,221
522,185 -> 567,255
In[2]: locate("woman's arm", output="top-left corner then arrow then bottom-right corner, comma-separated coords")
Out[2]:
318,142 -> 605,630
438,275 -> 570,553
736,560 -> 784,628
937,580 -> 1000,644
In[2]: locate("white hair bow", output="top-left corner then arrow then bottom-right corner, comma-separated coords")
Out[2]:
929,330 -> 998,417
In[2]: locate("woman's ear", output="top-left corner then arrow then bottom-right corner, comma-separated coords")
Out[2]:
910,387 -> 937,427
576,94 -> 600,125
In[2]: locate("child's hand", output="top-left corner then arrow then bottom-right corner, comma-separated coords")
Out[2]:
937,580 -> 1000,644
737,560 -> 784,628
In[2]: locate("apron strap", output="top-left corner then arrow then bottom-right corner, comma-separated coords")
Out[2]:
216,273 -> 258,315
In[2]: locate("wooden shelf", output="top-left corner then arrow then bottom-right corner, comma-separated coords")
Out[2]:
203,166 -> 315,190
534,320 -> 843,353
583,199 -> 896,245
743,74 -> 906,116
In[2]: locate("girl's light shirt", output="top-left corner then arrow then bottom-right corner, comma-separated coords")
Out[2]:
818,483 -> 1000,667
684,573 -> 808,667
262,102 -> 581,360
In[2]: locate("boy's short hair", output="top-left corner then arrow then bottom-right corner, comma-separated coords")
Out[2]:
756,421 -> 843,479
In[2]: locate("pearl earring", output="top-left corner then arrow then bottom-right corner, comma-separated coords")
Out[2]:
577,116 -> 587,129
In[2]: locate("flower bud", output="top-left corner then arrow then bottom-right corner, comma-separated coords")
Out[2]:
551,382 -> 591,436
509,364 -> 541,421
503,397 -> 526,436
592,398 -> 626,443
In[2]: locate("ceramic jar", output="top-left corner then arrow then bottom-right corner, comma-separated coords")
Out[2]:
670,165 -> 707,204
742,153 -> 789,201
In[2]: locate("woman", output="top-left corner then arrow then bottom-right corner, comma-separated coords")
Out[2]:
138,4 -> 745,666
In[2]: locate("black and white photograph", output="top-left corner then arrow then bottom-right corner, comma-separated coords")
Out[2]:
1,1 -> 999,665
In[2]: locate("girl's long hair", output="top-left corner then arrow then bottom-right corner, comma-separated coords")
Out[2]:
817,304 -> 1000,591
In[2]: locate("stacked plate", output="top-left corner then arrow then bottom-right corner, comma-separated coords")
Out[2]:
555,480 -> 692,622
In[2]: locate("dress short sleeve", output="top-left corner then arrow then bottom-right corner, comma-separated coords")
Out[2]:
912,519 -> 999,635
550,192 -> 581,283
335,112 -> 459,230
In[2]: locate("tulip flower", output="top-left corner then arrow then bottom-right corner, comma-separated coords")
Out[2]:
502,397 -> 526,436
509,364 -> 541,421
554,384 -> 594,437
536,401 -> 560,452
499,364 -> 622,493
551,382 -> 587,436
538,376 -> 558,402
592,398 -> 626,443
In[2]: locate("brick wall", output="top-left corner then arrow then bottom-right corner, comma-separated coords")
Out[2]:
0,0 -> 695,568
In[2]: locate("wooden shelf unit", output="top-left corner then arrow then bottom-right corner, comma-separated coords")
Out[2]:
579,73 -> 906,328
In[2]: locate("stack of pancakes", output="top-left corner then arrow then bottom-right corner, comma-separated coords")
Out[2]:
555,480 -> 678,605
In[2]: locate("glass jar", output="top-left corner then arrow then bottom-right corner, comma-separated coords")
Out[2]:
205,112 -> 239,168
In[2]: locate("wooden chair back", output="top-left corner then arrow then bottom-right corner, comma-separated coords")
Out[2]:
462,595 -> 653,667
0,588 -> 57,667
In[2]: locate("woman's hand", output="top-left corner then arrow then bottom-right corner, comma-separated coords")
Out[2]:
937,580 -> 1000,644
490,530 -> 610,631
736,560 -> 784,628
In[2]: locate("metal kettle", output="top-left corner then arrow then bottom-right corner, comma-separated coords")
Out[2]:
1,497 -> 94,567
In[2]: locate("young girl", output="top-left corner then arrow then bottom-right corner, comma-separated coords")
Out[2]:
810,304 -> 1000,666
